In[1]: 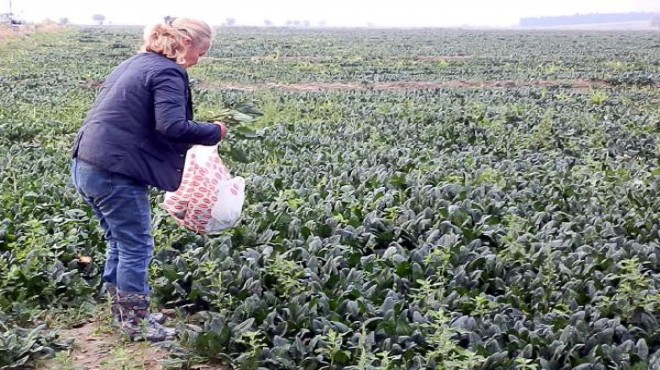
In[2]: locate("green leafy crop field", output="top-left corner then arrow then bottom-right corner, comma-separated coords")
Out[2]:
0,27 -> 659,369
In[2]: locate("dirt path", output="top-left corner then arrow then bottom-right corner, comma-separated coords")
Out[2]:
197,79 -> 618,92
0,23 -> 63,44
204,55 -> 470,63
38,322 -> 171,370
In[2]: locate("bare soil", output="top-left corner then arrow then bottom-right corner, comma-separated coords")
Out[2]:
0,25 -> 29,43
37,320 -> 229,370
38,322 -> 170,370
197,79 -> 615,92
0,23 -> 63,44
204,55 -> 470,63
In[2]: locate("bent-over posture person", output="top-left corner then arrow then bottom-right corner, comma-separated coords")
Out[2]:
71,17 -> 228,341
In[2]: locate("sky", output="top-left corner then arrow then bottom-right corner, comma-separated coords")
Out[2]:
4,0 -> 660,27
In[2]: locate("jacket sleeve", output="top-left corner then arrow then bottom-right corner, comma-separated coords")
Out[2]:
151,68 -> 221,145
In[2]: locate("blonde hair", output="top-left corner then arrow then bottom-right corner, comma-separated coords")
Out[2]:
141,17 -> 213,65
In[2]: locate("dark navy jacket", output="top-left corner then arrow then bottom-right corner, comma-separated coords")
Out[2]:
72,52 -> 221,191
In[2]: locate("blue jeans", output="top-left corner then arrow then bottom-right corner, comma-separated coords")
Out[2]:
71,158 -> 153,294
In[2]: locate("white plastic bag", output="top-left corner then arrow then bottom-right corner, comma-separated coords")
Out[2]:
162,144 -> 245,234
207,177 -> 246,233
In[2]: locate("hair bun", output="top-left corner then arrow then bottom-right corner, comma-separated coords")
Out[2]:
164,16 -> 176,26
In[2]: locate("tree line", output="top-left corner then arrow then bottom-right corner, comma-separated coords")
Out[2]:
520,12 -> 660,28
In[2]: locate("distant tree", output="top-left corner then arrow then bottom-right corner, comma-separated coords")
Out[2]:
92,14 -> 105,25
225,18 -> 236,27
285,20 -> 293,27
59,17 -> 69,26
652,15 -> 660,29
263,19 -> 273,27
520,12 -> 658,28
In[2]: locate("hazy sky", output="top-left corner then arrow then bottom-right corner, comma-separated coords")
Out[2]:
5,0 -> 660,27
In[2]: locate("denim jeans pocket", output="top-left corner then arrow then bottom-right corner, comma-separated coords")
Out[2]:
72,159 -> 113,199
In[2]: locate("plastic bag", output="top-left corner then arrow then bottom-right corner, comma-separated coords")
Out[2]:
207,177 -> 245,232
162,145 -> 245,234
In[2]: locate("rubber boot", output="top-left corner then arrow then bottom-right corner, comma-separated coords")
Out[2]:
103,283 -> 167,324
115,291 -> 176,342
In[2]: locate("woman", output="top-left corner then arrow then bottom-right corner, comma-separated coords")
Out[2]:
71,17 -> 227,342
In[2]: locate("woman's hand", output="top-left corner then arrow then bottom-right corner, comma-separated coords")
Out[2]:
214,121 -> 228,140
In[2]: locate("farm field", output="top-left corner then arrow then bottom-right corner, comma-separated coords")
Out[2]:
0,26 -> 659,369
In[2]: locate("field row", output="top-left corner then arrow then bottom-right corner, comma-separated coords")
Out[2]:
0,27 -> 659,369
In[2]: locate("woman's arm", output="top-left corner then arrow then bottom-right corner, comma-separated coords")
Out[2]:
152,68 -> 222,145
